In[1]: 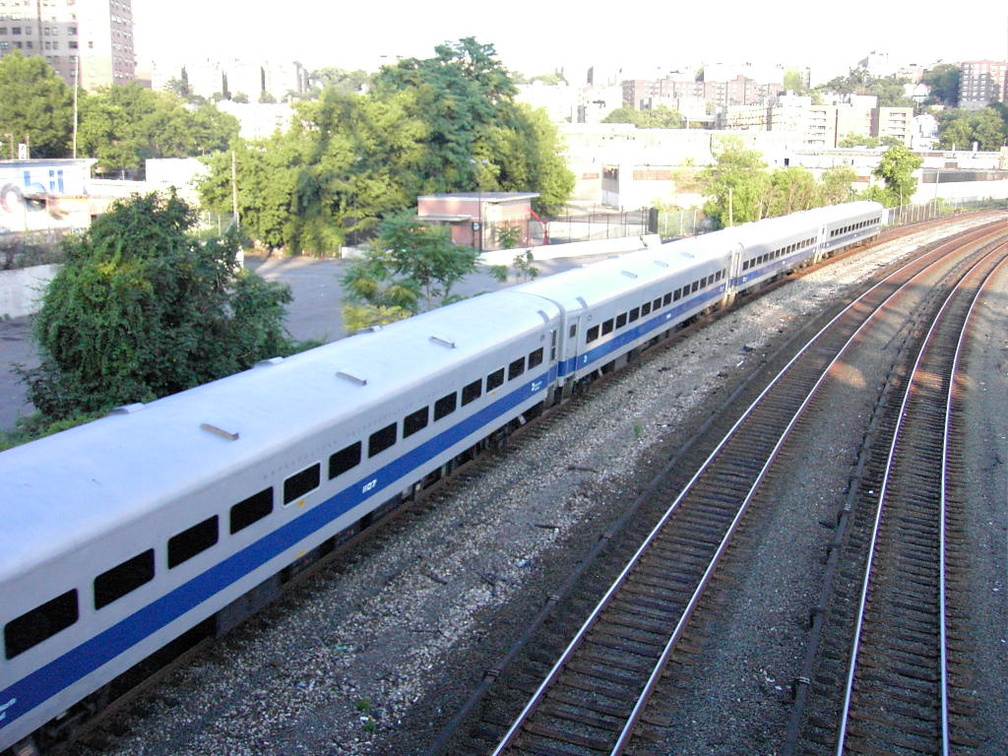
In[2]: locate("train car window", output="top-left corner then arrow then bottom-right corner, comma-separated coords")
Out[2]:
641,302 -> 651,316
569,324 -> 577,338
585,325 -> 600,344
403,407 -> 429,437
653,297 -> 662,310
663,293 -> 672,306
329,442 -> 362,479
461,379 -> 482,406
699,276 -> 707,288
434,391 -> 457,420
168,516 -> 219,568
4,590 -> 79,659
615,312 -> 627,329
673,289 -> 681,301
486,368 -> 505,391
94,550 -> 155,609
369,423 -> 397,456
283,464 -> 321,505
601,319 -> 614,336
508,357 -> 525,380
527,347 -> 544,370
629,307 -> 639,322
230,488 -> 274,534
461,381 -> 481,405
691,280 -> 699,293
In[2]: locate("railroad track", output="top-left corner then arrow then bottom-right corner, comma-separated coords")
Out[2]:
431,221 -> 1007,755
787,240 -> 1007,756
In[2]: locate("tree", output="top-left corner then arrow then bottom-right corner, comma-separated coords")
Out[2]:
340,211 -> 488,331
763,166 -> 820,217
372,37 -> 573,212
21,192 -> 293,422
603,105 -> 683,129
819,165 -> 859,204
923,64 -> 960,107
77,84 -> 239,175
868,144 -> 923,206
701,137 -> 769,227
0,51 -> 72,158
937,107 -> 1007,151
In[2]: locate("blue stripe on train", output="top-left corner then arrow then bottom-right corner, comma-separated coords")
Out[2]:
0,366 -> 556,739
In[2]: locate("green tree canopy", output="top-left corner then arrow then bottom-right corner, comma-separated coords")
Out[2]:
77,84 -> 239,175
701,140 -> 862,226
0,51 -> 72,158
866,144 -> 923,206
372,37 -> 573,213
342,210 -> 480,317
701,137 -> 770,227
21,192 -> 293,422
819,68 -> 915,108
603,105 -> 684,129
923,64 -> 960,107
200,37 -> 574,251
936,107 -> 1007,151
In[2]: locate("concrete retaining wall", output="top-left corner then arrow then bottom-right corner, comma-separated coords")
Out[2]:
0,264 -> 59,319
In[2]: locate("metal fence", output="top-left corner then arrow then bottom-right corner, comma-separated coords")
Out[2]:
545,207 -> 656,243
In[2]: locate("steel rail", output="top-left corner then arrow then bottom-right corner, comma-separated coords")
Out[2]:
491,230 -> 993,756
834,246 -> 1007,756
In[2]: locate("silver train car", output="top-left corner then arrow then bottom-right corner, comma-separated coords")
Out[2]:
0,201 -> 882,753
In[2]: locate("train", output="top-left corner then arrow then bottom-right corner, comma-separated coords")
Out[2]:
0,200 -> 884,754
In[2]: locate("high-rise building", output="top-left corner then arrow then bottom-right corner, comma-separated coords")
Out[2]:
0,0 -> 136,90
958,60 -> 1008,110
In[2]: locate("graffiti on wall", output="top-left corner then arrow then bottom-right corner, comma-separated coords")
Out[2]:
0,163 -> 88,231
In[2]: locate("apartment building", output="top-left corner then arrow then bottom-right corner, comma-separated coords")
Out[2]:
0,0 -> 135,90
958,60 -> 1008,110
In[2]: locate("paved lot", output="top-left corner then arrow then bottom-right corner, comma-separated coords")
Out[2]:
0,253 -> 590,433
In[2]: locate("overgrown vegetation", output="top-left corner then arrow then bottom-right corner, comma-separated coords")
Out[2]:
12,192 -> 295,441
700,137 -> 920,227
340,211 -> 506,333
197,38 -> 574,255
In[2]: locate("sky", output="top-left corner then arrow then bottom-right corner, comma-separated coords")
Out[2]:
133,1 -> 1008,85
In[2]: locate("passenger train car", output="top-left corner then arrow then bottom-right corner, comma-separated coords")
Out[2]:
0,201 -> 883,753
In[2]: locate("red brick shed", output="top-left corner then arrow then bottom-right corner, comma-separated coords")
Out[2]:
417,192 -> 540,251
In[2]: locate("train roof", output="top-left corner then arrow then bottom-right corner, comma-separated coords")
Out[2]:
0,290 -> 560,575
515,235 -> 736,310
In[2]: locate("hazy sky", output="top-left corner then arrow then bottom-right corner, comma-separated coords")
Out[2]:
134,1 -> 1008,83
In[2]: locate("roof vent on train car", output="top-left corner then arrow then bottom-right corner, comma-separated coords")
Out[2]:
336,371 -> 367,386
654,260 -> 669,268
109,402 -> 145,415
255,357 -> 285,367
429,335 -> 456,349
621,270 -> 638,279
200,423 -> 240,441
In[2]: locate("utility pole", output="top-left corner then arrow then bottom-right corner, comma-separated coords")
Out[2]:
231,150 -> 239,230
72,56 -> 79,158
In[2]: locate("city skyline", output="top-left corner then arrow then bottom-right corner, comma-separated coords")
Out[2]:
133,0 -> 1008,82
